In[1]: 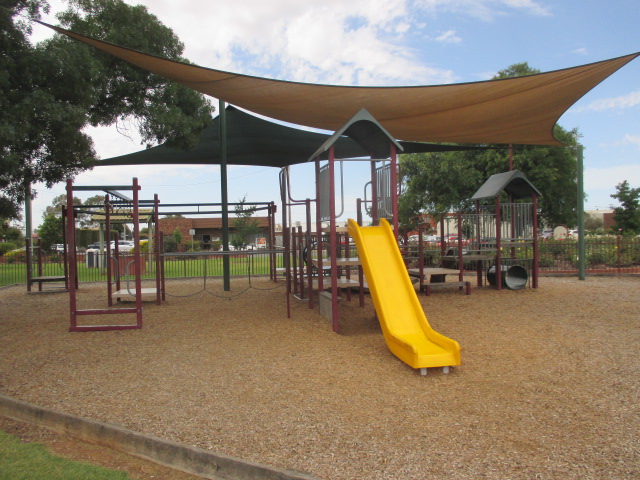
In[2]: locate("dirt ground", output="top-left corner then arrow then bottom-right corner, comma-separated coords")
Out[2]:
0,275 -> 638,480
0,416 -> 202,480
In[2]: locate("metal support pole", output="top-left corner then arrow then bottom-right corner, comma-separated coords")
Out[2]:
532,194 -> 539,289
495,197 -> 502,290
391,144 -> 399,235
315,159 -> 324,292
132,178 -> 143,327
329,147 -> 339,333
577,145 -> 586,280
219,100 -> 231,291
370,161 -> 378,225
66,180 -> 78,331
24,182 -> 32,281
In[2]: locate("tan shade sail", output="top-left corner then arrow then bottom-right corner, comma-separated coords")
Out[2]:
44,22 -> 638,146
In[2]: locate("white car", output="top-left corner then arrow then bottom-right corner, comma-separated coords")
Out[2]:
110,240 -> 135,253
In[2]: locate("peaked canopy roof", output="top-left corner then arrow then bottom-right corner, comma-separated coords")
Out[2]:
99,106 -> 484,168
309,108 -> 403,161
45,22 -> 639,147
471,170 -> 542,201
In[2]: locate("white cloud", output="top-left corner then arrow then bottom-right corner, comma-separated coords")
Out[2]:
126,0 -> 457,86
622,134 -> 640,148
435,30 -> 462,44
585,164 -> 640,193
413,0 -> 551,21
579,90 -> 640,112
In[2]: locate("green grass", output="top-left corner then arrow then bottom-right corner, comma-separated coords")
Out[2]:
0,429 -> 132,480
0,253 -> 286,287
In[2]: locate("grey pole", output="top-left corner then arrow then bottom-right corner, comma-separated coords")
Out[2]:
219,100 -> 231,291
577,145 -> 586,280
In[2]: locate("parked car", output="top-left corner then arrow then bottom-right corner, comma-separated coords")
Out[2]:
110,240 -> 135,253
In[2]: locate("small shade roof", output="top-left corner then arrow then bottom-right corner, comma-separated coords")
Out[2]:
99,106 -> 484,168
43,22 -> 639,147
309,108 -> 403,161
471,170 -> 542,201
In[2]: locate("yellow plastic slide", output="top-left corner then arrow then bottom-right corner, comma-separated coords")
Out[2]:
347,218 -> 460,373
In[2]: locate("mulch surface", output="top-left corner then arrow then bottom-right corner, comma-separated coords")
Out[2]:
1,275 -> 638,479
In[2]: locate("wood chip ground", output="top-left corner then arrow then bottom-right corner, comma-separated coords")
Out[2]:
0,275 -> 638,479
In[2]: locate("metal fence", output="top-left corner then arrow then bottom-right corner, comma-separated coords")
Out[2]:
2,237 -> 639,287
399,235 -> 640,277
0,250 -> 284,287
538,236 -> 640,275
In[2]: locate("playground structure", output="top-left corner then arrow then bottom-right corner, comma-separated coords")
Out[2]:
61,176 -> 283,331
407,170 -> 541,294
65,178 -> 148,331
25,237 -> 68,293
349,218 -> 460,374
278,109 -> 462,374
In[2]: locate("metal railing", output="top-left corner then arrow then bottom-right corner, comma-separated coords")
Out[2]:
2,237 -> 639,287
0,250 -> 286,287
399,235 -> 640,276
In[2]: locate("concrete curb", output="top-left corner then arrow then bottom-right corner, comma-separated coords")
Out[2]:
0,394 -> 318,480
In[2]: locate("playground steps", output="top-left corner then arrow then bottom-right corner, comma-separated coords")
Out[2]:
27,275 -> 68,294
112,288 -> 158,300
407,268 -> 471,296
29,275 -> 66,283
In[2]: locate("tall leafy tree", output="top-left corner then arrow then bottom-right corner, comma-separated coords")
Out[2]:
231,196 -> 260,250
36,211 -> 63,250
399,62 -> 581,231
610,180 -> 640,234
1,0 -> 214,219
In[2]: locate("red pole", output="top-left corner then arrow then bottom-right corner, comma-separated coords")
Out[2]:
532,195 -> 539,288
495,197 -> 502,290
418,224 -> 424,292
391,144 -> 399,235
370,161 -> 378,225
356,198 -> 364,307
315,159 -> 324,293
61,205 -> 69,291
457,212 -> 464,283
154,194 -> 161,305
132,177 -> 142,328
305,198 -> 314,309
105,197 -> 114,306
66,179 -> 78,331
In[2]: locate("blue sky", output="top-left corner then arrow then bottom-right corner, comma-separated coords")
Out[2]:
28,0 -> 639,229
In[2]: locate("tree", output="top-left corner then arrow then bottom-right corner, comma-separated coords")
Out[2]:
80,194 -> 107,228
0,217 -> 24,245
231,196 -> 260,250
37,212 -> 63,250
611,180 -> 640,234
1,0 -> 214,219
398,63 -> 580,231
584,212 -> 604,233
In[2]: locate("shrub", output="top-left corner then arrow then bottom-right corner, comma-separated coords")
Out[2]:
0,242 -> 18,256
539,253 -> 555,268
4,248 -> 26,264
